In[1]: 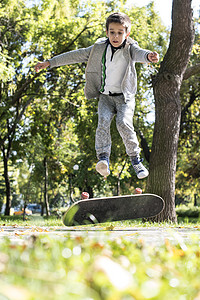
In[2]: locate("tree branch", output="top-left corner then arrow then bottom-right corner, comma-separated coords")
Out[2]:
183,63 -> 200,80
158,0 -> 195,77
0,72 -> 41,123
56,23 -> 92,55
0,88 -> 40,148
135,128 -> 151,163
180,89 -> 199,134
11,74 -> 39,102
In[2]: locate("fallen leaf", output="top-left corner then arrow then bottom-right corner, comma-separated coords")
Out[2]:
105,224 -> 115,230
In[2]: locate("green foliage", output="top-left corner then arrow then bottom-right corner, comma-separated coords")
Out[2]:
176,205 -> 200,218
0,0 -> 178,210
0,52 -> 15,82
176,28 -> 200,199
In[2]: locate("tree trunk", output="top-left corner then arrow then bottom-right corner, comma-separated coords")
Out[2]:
147,0 -> 195,222
2,148 -> 11,216
44,157 -> 50,217
40,185 -> 44,216
116,161 -> 127,196
148,77 -> 181,222
68,174 -> 74,204
117,179 -> 120,196
194,194 -> 197,207
85,185 -> 94,199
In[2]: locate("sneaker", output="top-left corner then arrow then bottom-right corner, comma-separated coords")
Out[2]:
131,156 -> 149,179
96,154 -> 110,177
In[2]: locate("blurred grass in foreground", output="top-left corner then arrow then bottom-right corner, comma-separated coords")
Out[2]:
0,230 -> 200,299
1,214 -> 200,299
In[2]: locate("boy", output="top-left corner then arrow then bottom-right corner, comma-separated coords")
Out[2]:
35,12 -> 159,179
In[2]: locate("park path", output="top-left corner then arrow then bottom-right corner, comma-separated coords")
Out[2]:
0,224 -> 200,246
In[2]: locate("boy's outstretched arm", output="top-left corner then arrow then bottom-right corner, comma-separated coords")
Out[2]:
34,45 -> 93,72
35,61 -> 50,72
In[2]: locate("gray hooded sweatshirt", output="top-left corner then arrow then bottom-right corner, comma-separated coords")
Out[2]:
49,37 -> 151,101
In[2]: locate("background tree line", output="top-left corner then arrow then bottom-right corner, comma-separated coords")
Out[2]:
0,0 -> 199,220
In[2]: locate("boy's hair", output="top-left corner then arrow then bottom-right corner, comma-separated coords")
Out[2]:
106,12 -> 131,33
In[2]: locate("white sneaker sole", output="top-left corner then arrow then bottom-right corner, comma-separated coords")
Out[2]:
137,169 -> 149,179
96,160 -> 110,177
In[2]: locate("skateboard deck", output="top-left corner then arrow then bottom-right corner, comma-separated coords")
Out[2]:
63,194 -> 164,226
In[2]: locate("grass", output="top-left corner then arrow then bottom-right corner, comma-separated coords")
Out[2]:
1,214 -> 200,228
0,214 -> 64,227
0,215 -> 200,299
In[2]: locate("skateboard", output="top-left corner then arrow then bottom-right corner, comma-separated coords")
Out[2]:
63,194 -> 164,226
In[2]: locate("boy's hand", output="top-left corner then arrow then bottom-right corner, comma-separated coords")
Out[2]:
34,61 -> 50,72
147,52 -> 159,63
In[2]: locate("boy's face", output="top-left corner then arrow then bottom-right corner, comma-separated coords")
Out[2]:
106,22 -> 130,48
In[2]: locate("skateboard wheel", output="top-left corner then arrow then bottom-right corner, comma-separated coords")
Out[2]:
81,192 -> 89,199
135,188 -> 142,194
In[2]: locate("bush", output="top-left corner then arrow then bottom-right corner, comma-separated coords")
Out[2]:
176,205 -> 200,218
51,207 -> 68,218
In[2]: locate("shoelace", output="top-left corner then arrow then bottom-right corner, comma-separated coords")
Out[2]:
132,158 -> 144,174
132,157 -> 143,164
99,154 -> 109,162
132,163 -> 144,173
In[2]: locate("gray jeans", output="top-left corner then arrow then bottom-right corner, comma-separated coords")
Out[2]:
95,94 -> 141,159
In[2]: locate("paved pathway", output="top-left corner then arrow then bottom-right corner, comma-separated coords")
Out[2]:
0,225 -> 200,246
